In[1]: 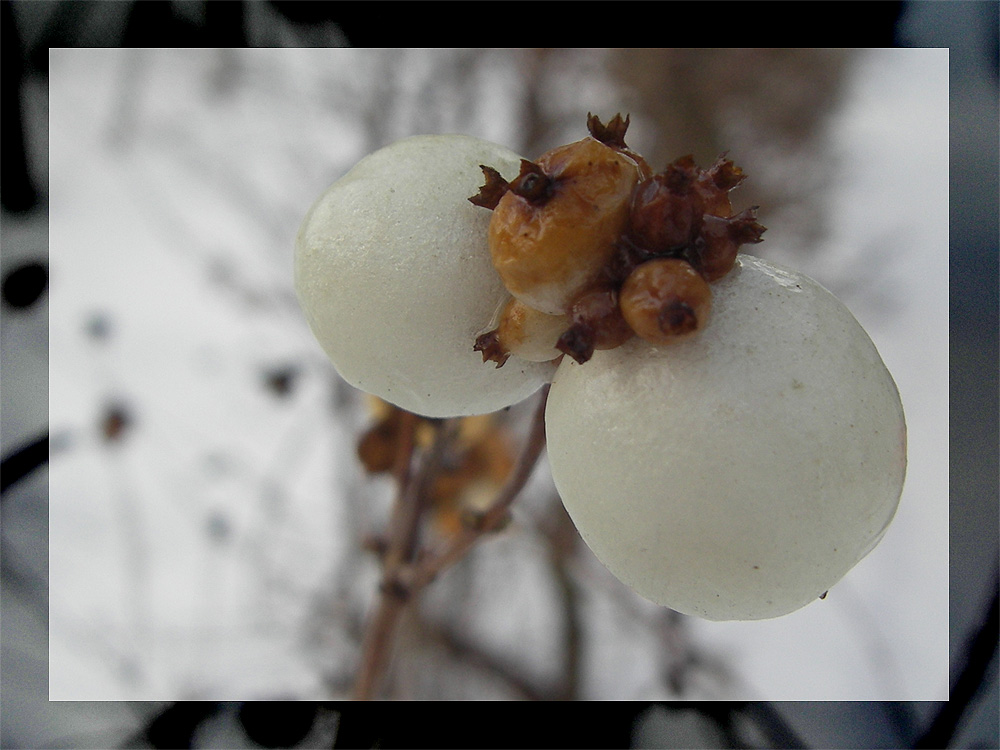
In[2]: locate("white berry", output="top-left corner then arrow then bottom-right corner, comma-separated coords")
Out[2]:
295,135 -> 556,417
545,254 -> 906,620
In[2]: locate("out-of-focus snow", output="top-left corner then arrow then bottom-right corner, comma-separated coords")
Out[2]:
47,48 -> 948,701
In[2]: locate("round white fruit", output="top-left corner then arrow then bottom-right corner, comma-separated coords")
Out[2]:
295,135 -> 556,417
545,254 -> 906,620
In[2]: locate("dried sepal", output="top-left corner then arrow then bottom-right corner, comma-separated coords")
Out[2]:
587,112 -> 631,150
468,164 -> 510,210
705,155 -> 747,193
726,206 -> 767,245
556,323 -> 597,365
555,287 -> 634,365
508,159 -> 555,205
473,329 -> 510,368
694,208 -> 767,281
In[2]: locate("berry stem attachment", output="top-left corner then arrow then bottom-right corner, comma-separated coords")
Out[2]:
508,159 -> 555,205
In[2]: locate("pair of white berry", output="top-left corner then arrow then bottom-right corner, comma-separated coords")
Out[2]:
294,134 -> 906,621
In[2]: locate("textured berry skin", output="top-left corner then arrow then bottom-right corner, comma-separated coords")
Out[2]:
488,137 -> 647,315
545,255 -> 907,620
295,135 -> 555,417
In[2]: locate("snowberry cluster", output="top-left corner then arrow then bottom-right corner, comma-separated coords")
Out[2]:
294,116 -> 906,620
471,114 -> 765,367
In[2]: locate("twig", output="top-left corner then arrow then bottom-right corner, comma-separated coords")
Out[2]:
914,565 -> 1000,749
428,621 -> 551,701
351,385 -> 550,699
352,417 -> 457,700
409,384 -> 550,589
739,703 -> 809,749
538,499 -> 583,700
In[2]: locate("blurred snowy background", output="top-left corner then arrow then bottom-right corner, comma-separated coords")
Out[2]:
1,2 -> 997,749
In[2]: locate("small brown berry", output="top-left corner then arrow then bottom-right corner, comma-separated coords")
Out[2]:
619,258 -> 712,345
629,168 -> 704,253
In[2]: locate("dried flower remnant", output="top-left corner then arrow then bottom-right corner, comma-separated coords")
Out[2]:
470,114 -> 766,366
468,165 -> 510,211
555,287 -> 634,365
357,397 -> 517,540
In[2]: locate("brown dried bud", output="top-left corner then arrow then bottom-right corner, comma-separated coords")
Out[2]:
508,159 -> 555,205
620,258 -> 712,345
587,112 -> 631,150
556,287 -> 634,364
556,324 -> 597,365
706,155 -> 747,193
469,165 -> 510,210
694,208 -> 767,282
473,329 -> 510,368
629,172 -> 704,253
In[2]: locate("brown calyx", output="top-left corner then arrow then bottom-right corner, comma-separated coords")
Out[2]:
587,112 -> 631,150
706,155 -> 747,192
473,329 -> 510,368
468,165 -> 510,210
555,324 -> 596,365
658,300 -> 699,336
726,206 -> 767,244
508,159 -> 556,205
555,287 -> 634,365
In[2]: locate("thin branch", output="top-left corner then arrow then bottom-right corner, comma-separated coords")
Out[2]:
428,621 -> 551,701
409,384 -> 550,589
352,418 -> 457,700
351,386 -> 550,699
549,505 -> 583,701
739,703 -> 810,750
915,566 -> 1000,749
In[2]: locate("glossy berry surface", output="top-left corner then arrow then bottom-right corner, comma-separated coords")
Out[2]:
295,135 -> 555,417
545,255 -> 907,620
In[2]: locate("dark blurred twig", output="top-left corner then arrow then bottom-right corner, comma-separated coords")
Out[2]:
352,415 -> 455,700
914,566 -> 1000,749
409,385 -> 549,590
352,386 -> 549,699
739,703 -> 810,749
